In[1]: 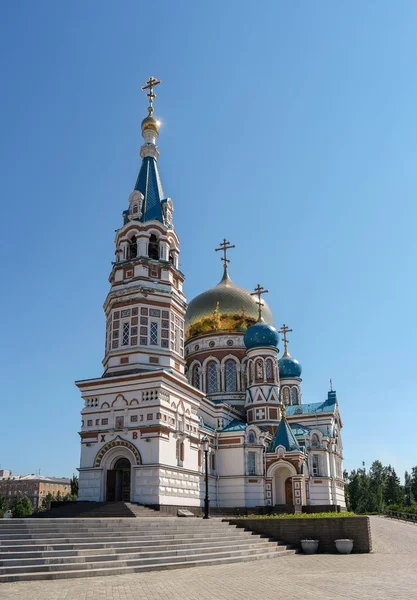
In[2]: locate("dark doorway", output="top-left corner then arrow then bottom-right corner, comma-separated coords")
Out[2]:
285,477 -> 293,504
106,457 -> 131,501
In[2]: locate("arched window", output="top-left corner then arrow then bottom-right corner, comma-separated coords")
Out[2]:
169,250 -> 175,265
311,433 -> 319,448
207,362 -> 218,393
148,234 -> 159,260
290,387 -> 298,405
247,431 -> 255,444
128,236 -> 137,259
192,365 -> 200,389
255,359 -> 263,380
225,360 -> 237,392
283,388 -> 290,405
266,359 -> 273,381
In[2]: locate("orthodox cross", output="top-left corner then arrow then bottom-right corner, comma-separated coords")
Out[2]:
330,378 -> 333,392
251,284 -> 269,321
280,402 -> 286,419
141,76 -> 162,116
215,238 -> 235,268
279,324 -> 293,355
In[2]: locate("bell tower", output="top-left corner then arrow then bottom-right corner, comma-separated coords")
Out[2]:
103,77 -> 185,377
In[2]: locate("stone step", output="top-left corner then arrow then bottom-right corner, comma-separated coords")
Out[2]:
0,521 -> 227,533
0,528 -> 250,544
0,541 -> 283,567
0,550 -> 296,582
0,545 -> 287,575
0,518 -> 294,582
0,537 -> 276,560
0,531 -> 258,551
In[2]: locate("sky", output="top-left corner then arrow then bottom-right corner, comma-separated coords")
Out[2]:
1,1 -> 416,480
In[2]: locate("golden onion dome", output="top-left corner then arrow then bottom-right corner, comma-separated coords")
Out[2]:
141,115 -> 160,134
185,268 -> 274,340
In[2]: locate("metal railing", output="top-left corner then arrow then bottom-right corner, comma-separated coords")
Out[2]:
384,510 -> 417,524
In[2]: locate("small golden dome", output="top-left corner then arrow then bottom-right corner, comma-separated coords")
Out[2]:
185,268 -> 274,340
141,115 -> 160,133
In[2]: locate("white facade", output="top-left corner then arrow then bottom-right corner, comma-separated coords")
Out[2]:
76,98 -> 346,511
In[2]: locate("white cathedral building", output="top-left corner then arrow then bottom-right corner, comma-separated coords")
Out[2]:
76,79 -> 346,512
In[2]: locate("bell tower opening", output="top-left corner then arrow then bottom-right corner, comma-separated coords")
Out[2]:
148,234 -> 159,259
128,235 -> 137,259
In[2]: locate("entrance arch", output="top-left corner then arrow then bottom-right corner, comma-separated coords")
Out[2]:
267,460 -> 297,506
94,437 -> 141,503
106,456 -> 131,501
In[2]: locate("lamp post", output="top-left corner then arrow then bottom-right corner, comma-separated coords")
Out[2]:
201,438 -> 210,519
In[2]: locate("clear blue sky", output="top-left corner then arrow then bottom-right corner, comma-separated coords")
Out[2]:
1,1 -> 416,480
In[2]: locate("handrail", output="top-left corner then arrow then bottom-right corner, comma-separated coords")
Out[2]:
384,510 -> 417,523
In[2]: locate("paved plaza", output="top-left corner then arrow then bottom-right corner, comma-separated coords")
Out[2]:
1,517 -> 416,600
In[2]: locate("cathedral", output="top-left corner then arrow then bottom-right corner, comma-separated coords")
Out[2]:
76,78 -> 346,511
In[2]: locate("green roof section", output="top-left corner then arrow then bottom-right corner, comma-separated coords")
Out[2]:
270,418 -> 300,452
220,419 -> 247,432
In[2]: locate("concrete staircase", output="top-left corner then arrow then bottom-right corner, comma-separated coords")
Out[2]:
34,501 -> 166,519
0,517 -> 295,582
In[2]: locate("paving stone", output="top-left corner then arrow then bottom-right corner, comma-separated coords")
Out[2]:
0,517 -> 416,599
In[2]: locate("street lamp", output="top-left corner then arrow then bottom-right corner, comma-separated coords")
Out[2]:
201,437 -> 210,519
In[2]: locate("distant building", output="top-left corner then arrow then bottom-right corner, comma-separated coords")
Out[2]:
0,470 -> 12,478
0,474 -> 71,509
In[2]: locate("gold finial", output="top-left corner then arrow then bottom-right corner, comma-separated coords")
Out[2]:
215,238 -> 235,274
141,76 -> 162,116
280,402 -> 286,419
278,324 -> 293,357
330,378 -> 333,392
251,284 -> 269,322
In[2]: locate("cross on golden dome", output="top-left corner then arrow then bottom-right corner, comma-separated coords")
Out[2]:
251,284 -> 269,322
279,323 -> 293,356
215,239 -> 235,270
141,76 -> 162,116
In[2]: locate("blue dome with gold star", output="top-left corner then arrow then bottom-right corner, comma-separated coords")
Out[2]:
244,321 -> 279,350
278,353 -> 302,378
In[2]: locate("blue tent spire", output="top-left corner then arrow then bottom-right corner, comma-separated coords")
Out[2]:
134,156 -> 165,223
270,412 -> 300,452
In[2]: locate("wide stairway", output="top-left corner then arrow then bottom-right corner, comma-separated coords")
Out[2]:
34,501 -> 168,519
0,517 -> 295,582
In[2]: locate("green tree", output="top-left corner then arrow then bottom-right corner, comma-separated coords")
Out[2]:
11,496 -> 33,518
0,494 -> 7,512
410,467 -> 417,502
41,492 -> 53,512
70,475 -> 79,497
404,471 -> 415,506
369,460 -> 386,512
384,465 -> 404,506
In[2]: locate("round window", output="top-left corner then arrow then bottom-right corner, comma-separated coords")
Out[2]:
194,344 -> 200,351
227,339 -> 234,347
209,341 -> 215,348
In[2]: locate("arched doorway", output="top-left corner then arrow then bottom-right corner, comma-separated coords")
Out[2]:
106,457 -> 131,501
268,461 -> 297,506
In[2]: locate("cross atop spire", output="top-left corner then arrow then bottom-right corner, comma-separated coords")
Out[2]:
330,378 -> 333,392
215,239 -> 235,274
279,324 -> 293,356
141,76 -> 162,116
251,284 -> 269,322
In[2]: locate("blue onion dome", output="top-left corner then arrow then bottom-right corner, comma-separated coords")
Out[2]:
278,352 -> 302,378
244,321 -> 279,350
